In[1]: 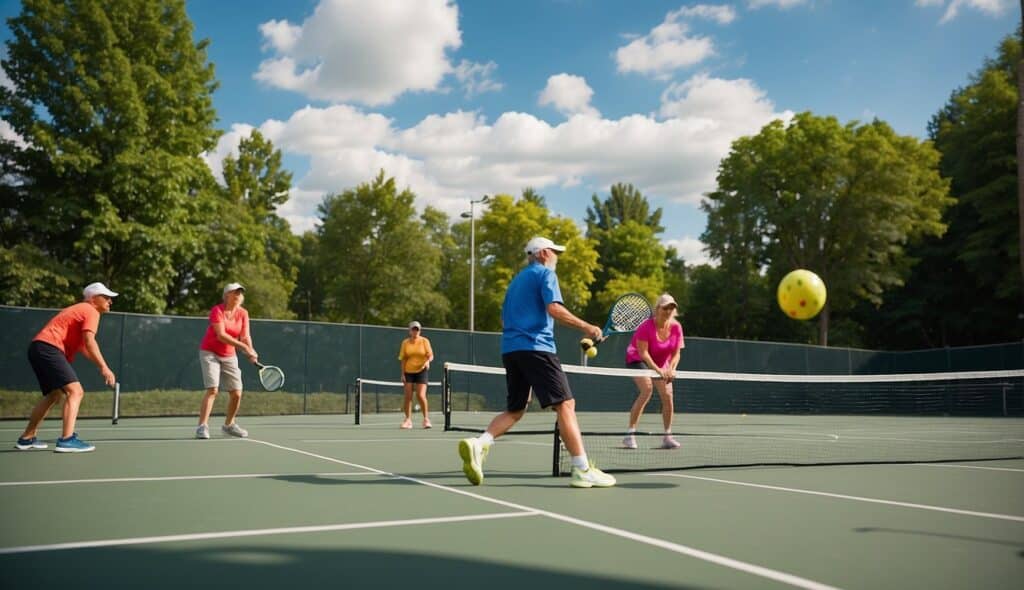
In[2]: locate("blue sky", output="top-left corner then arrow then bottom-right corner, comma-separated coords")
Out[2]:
1,0 -> 1018,264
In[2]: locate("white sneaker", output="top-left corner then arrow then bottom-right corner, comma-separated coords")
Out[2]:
458,438 -> 489,485
570,461 -> 616,488
661,435 -> 681,449
622,434 -> 638,449
195,424 -> 210,439
221,423 -> 248,438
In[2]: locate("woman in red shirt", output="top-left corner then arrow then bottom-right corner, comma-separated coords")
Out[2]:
195,283 -> 258,439
622,293 -> 684,450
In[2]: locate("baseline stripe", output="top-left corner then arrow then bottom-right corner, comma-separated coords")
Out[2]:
0,512 -> 536,555
911,463 -> 1024,473
0,472 -> 381,487
247,439 -> 839,590
652,474 -> 1024,522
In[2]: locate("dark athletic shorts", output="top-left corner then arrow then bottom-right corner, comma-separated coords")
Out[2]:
626,361 -> 646,371
502,350 -> 573,411
27,340 -> 79,395
404,369 -> 429,385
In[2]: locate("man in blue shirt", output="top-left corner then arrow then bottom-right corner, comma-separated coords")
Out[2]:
458,237 -> 616,488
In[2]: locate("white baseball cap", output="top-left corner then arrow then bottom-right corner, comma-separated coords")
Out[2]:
655,293 -> 677,309
408,321 -> 422,329
223,282 -> 245,296
83,282 -> 118,299
524,237 -> 566,255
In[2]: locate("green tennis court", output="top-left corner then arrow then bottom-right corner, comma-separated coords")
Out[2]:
2,413 -> 1021,589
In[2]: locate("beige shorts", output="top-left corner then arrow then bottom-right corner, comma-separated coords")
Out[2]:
199,350 -> 243,392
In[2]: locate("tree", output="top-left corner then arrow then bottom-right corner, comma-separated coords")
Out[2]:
0,0 -> 219,312
472,194 -> 599,331
702,112 -> 952,345
588,221 -> 665,314
290,231 -> 323,321
218,129 -> 300,319
860,33 -> 1022,347
585,183 -> 667,320
585,183 -> 664,233
315,171 -> 447,325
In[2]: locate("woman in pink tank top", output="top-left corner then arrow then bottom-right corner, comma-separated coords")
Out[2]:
622,293 -> 684,450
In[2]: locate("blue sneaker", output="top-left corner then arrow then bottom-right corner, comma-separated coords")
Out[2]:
14,437 -> 48,450
55,433 -> 95,453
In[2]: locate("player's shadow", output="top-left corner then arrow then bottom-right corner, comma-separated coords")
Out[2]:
854,527 -> 1024,556
0,544 -> 698,589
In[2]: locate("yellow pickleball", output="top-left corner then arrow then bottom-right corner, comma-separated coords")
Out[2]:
586,346 -> 598,359
777,269 -> 827,320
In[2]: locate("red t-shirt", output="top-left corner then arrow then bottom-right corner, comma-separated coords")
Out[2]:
625,317 -> 685,368
33,302 -> 101,361
199,304 -> 249,357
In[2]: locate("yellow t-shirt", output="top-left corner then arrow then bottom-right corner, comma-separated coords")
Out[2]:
399,336 -> 433,373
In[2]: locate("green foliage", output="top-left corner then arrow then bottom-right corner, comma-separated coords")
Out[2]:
585,183 -> 664,233
702,112 -> 951,344
0,0 -> 219,312
585,184 -> 666,320
473,194 -> 598,331
858,33 -> 1021,347
316,171 -> 447,325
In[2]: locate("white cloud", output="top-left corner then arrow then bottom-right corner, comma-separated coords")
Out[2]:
915,0 -> 1012,23
664,236 -> 714,267
453,60 -> 504,98
747,0 -> 810,8
615,12 -> 716,79
204,74 -> 791,232
254,0 -> 461,106
676,4 -> 738,24
538,74 -> 600,118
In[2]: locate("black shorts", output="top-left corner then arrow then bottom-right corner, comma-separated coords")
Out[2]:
626,361 -> 646,371
502,350 -> 573,411
27,341 -> 79,395
404,369 -> 429,385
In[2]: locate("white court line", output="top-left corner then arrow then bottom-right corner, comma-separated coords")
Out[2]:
0,511 -> 536,555
912,463 -> 1024,473
247,438 -> 839,590
651,474 -> 1024,523
0,472 -> 381,487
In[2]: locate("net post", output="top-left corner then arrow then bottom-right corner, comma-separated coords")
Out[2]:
443,363 -> 451,431
355,379 -> 362,426
111,382 -> 120,425
551,419 -> 561,477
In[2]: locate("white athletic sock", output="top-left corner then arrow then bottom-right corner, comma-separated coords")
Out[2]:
571,454 -> 589,470
627,427 -> 636,434
478,432 -> 494,446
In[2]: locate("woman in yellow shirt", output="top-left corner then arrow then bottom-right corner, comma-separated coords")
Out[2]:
398,321 -> 434,429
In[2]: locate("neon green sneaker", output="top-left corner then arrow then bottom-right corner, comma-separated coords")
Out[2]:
570,461 -> 616,488
458,438 -> 489,485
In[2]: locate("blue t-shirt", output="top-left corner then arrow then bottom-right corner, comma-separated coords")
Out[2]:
501,261 -> 563,353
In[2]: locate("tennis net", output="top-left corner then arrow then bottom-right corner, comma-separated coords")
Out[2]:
355,378 -> 442,425
442,362 -> 1024,475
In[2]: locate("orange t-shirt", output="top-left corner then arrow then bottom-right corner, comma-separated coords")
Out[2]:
398,337 -> 433,373
33,302 -> 101,361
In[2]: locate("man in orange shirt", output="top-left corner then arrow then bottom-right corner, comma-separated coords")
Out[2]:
16,282 -> 118,453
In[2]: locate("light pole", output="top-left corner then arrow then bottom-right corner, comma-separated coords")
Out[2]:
461,195 -> 490,331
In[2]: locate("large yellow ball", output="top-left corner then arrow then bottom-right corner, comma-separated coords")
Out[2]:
777,269 -> 827,320
586,346 -> 598,359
